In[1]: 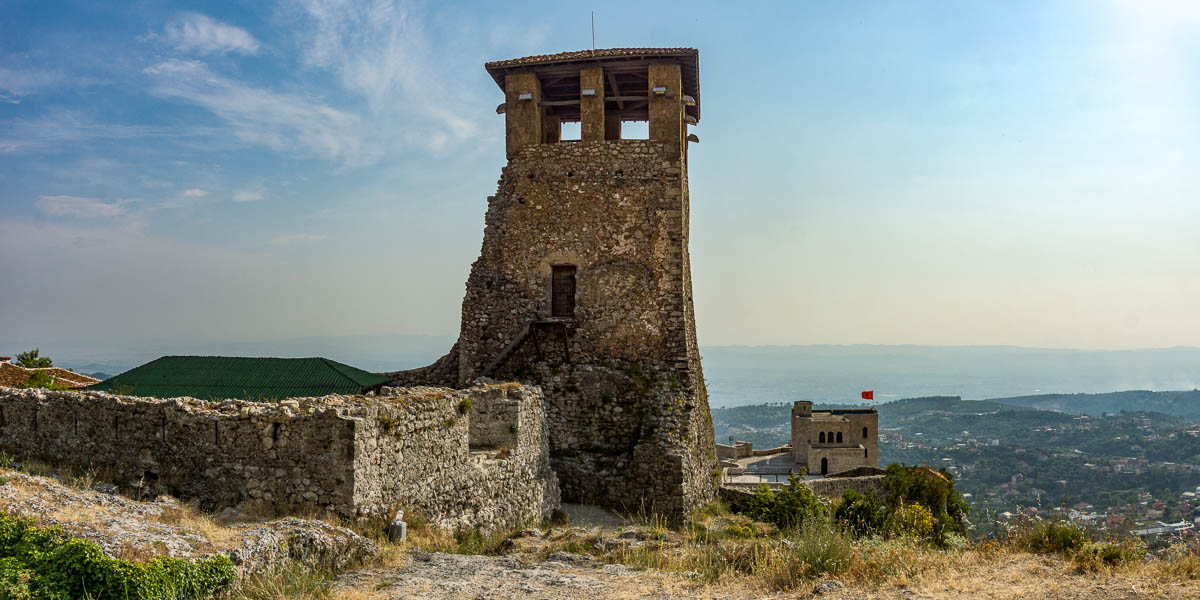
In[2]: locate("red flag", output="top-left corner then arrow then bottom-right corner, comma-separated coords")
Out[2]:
862,390 -> 874,400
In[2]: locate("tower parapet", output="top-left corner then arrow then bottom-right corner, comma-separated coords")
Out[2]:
485,48 -> 700,160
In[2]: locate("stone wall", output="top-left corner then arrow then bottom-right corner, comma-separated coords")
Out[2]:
0,384 -> 559,534
393,138 -> 717,520
719,475 -> 886,508
716,442 -> 752,460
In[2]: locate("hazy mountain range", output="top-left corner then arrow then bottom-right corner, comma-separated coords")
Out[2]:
10,336 -> 1199,409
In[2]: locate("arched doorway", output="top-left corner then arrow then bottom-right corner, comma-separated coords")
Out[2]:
820,457 -> 828,475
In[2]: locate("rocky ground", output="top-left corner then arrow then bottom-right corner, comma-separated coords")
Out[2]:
334,549 -> 1200,600
328,505 -> 1200,600
0,468 -> 376,575
1,471 -> 1197,599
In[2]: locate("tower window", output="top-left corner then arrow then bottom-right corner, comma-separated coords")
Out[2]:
863,427 -> 869,438
818,432 -> 825,444
551,265 -> 577,318
836,432 -> 843,443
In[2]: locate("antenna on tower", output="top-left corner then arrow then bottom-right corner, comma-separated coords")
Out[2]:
591,11 -> 595,49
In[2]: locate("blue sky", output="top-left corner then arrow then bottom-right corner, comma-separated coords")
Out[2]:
2,0 -> 1199,352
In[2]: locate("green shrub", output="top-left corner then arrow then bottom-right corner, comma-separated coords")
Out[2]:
892,502 -> 935,539
788,519 -> 852,578
881,463 -> 970,542
457,398 -> 473,415
1072,540 -> 1146,571
0,513 -> 234,599
744,474 -> 827,531
1015,519 -> 1089,554
19,370 -> 68,391
832,490 -> 891,538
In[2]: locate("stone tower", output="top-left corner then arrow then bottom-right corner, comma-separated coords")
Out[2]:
791,401 -> 879,476
394,48 -> 716,518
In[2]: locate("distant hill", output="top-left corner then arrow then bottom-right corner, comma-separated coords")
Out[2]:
871,395 -> 1043,419
989,390 -> 1200,420
711,393 -> 1196,449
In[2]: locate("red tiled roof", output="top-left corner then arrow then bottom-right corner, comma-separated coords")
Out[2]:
0,363 -> 100,389
484,47 -> 697,70
484,47 -> 701,122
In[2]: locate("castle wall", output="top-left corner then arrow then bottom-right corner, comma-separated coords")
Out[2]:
808,446 -> 871,476
0,385 -> 558,534
719,475 -> 886,507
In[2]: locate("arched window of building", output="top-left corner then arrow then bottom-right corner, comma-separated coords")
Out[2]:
818,432 -> 825,443
836,432 -> 843,443
820,457 -> 828,475
863,426 -> 869,438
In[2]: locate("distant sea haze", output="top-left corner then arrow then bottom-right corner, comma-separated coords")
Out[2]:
700,345 -> 1200,408
27,336 -> 1200,408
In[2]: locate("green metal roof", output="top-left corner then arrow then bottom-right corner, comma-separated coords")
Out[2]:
86,356 -> 392,401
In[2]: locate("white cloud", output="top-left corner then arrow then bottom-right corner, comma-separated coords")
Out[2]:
144,59 -> 364,161
286,0 -> 480,145
161,13 -> 261,55
0,67 -> 65,103
182,188 -> 208,197
0,110 -> 180,154
265,233 -> 328,245
35,195 -> 134,218
233,188 -> 264,202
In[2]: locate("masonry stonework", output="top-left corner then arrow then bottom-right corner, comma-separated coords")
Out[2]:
0,385 -> 558,534
393,49 -> 716,519
791,401 -> 879,476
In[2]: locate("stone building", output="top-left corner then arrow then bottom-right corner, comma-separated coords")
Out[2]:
790,401 -> 878,475
392,48 -> 716,518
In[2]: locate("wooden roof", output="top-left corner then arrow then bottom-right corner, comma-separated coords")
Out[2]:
485,48 -> 700,123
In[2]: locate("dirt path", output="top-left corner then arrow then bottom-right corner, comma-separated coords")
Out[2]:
336,550 -> 1200,600
824,552 -> 1199,600
336,551 -> 754,600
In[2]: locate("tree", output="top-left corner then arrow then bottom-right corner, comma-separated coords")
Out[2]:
15,349 -> 52,368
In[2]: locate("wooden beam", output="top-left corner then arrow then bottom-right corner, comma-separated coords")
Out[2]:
540,99 -> 582,107
538,75 -> 572,89
607,71 -> 624,110
530,59 -> 655,78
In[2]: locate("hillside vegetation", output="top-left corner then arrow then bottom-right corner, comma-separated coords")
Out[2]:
992,390 -> 1200,420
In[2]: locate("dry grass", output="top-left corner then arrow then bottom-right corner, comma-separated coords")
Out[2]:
156,501 -> 242,548
8,457 -> 116,492
228,562 -> 338,600
1148,545 -> 1200,583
